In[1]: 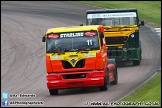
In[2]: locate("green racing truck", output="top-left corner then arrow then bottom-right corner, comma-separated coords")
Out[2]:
85,8 -> 144,65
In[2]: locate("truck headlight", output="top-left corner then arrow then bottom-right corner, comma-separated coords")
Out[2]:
131,34 -> 135,38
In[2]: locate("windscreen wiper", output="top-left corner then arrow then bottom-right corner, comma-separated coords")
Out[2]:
52,49 -> 65,55
76,47 -> 99,54
87,47 -> 99,50
120,25 -> 137,28
76,48 -> 89,54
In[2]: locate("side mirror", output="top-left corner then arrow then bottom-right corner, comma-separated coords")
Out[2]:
140,21 -> 144,26
42,36 -> 45,42
139,21 -> 144,27
80,24 -> 83,26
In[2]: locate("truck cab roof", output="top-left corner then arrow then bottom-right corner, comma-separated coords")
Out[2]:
86,8 -> 137,13
46,25 -> 103,34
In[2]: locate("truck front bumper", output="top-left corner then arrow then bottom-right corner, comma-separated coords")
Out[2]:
46,70 -> 105,90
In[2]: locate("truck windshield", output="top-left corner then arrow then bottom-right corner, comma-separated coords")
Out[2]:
87,12 -> 137,26
46,31 -> 100,53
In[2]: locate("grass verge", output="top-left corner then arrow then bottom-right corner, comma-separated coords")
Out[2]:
117,72 -> 161,107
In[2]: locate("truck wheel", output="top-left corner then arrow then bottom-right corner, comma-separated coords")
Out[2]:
99,68 -> 109,91
133,60 -> 140,66
133,48 -> 142,66
110,64 -> 118,85
49,89 -> 58,95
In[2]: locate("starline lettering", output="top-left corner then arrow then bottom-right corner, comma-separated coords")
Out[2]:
60,32 -> 84,38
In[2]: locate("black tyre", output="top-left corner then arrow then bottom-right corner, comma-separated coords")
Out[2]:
133,60 -> 140,66
133,48 -> 142,66
110,64 -> 118,85
49,89 -> 58,95
99,68 -> 109,91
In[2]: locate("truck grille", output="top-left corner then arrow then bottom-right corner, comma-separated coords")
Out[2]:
63,73 -> 86,79
62,59 -> 85,69
105,36 -> 128,45
108,46 -> 122,57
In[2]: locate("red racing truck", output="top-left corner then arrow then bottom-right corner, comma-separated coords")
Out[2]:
42,25 -> 118,95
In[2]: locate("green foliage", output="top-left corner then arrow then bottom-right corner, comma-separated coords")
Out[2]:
120,73 -> 161,107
